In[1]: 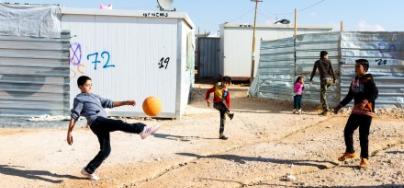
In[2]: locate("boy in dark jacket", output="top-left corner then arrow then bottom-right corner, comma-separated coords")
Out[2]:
334,59 -> 378,169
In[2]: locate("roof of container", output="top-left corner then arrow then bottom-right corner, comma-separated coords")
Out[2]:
61,8 -> 195,29
222,23 -> 332,31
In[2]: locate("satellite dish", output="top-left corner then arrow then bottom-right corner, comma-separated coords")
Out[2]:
157,0 -> 176,11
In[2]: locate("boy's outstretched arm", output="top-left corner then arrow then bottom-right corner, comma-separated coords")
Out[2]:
67,119 -> 76,145
113,100 -> 136,108
68,99 -> 82,145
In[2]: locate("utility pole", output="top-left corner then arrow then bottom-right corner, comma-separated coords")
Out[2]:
250,0 -> 262,83
294,8 -> 298,79
340,21 -> 344,32
294,8 -> 298,37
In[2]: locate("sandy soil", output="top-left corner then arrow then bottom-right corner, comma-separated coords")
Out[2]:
0,86 -> 403,188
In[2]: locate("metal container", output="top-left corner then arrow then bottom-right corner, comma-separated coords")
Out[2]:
61,8 -> 195,118
196,37 -> 221,80
220,23 -> 333,80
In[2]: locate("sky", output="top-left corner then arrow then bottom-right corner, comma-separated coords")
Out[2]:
3,0 -> 404,34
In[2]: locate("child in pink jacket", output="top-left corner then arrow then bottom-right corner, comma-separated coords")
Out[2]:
293,76 -> 305,114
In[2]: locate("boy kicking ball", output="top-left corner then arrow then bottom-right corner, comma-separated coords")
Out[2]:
205,76 -> 234,140
67,75 -> 160,180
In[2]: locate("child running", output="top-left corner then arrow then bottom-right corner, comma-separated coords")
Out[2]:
67,75 -> 160,180
334,59 -> 378,169
205,76 -> 234,140
293,76 -> 305,114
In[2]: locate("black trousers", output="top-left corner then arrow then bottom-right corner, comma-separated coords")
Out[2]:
293,95 -> 302,109
84,117 -> 145,174
213,102 -> 230,136
343,114 -> 372,159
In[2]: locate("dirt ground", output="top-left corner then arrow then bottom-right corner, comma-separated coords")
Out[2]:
0,86 -> 403,188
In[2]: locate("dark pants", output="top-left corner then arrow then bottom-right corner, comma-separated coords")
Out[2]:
84,117 -> 146,174
213,102 -> 230,136
343,114 -> 372,159
293,95 -> 302,109
320,79 -> 333,112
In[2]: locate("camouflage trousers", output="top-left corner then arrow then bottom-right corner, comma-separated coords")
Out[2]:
320,78 -> 334,112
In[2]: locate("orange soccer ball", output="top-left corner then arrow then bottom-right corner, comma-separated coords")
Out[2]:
142,96 -> 162,116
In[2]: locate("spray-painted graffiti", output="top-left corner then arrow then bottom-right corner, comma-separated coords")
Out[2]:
87,51 -> 114,70
158,57 -> 170,69
69,42 -> 114,77
375,58 -> 387,66
70,43 -> 86,78
376,42 -> 397,66
70,64 -> 87,78
69,43 -> 82,65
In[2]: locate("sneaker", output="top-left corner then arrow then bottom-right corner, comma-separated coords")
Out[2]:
338,152 -> 358,161
298,109 -> 302,115
81,168 -> 100,181
219,135 -> 228,140
359,158 -> 369,169
292,109 -> 297,114
228,113 -> 234,120
140,125 -> 160,139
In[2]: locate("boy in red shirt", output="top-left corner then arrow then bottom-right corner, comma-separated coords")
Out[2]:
205,76 -> 234,140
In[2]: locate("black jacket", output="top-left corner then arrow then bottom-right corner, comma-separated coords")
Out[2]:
310,59 -> 336,81
339,74 -> 379,114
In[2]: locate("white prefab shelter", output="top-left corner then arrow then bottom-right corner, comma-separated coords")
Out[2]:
220,23 -> 333,80
61,8 -> 195,118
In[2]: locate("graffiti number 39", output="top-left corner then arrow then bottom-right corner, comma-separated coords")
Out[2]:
158,57 -> 170,69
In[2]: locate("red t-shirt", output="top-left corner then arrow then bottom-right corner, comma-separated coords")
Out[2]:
205,85 -> 231,108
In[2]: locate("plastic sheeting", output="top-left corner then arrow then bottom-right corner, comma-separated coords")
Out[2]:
0,4 -> 61,38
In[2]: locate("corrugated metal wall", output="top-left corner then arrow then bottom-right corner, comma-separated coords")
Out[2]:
251,32 -> 404,108
295,32 -> 340,105
196,37 -> 220,79
340,32 -> 404,107
254,38 -> 295,100
0,32 -> 70,116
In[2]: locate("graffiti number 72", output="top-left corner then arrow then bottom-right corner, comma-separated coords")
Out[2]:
87,51 -> 115,70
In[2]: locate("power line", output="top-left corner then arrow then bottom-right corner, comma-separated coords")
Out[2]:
260,0 -> 327,17
299,0 -> 326,12
227,7 -> 255,23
